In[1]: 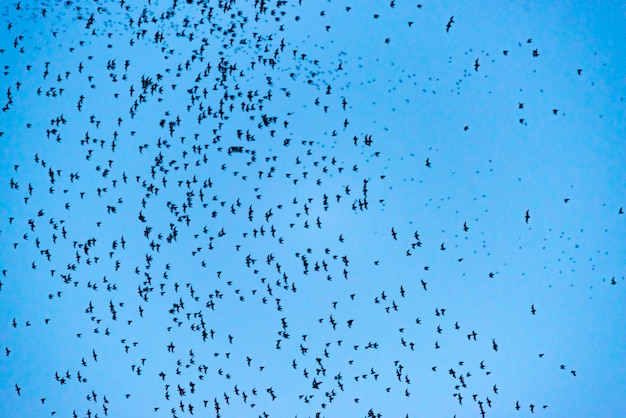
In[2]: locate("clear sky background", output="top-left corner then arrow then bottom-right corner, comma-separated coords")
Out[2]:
1,0 -> 625,417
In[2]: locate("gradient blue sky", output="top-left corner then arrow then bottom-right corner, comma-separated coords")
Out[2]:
1,1 -> 625,417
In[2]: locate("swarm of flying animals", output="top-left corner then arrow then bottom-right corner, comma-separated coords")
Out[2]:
0,1 -> 623,417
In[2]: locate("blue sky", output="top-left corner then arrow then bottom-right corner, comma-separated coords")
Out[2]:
1,0 -> 625,417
